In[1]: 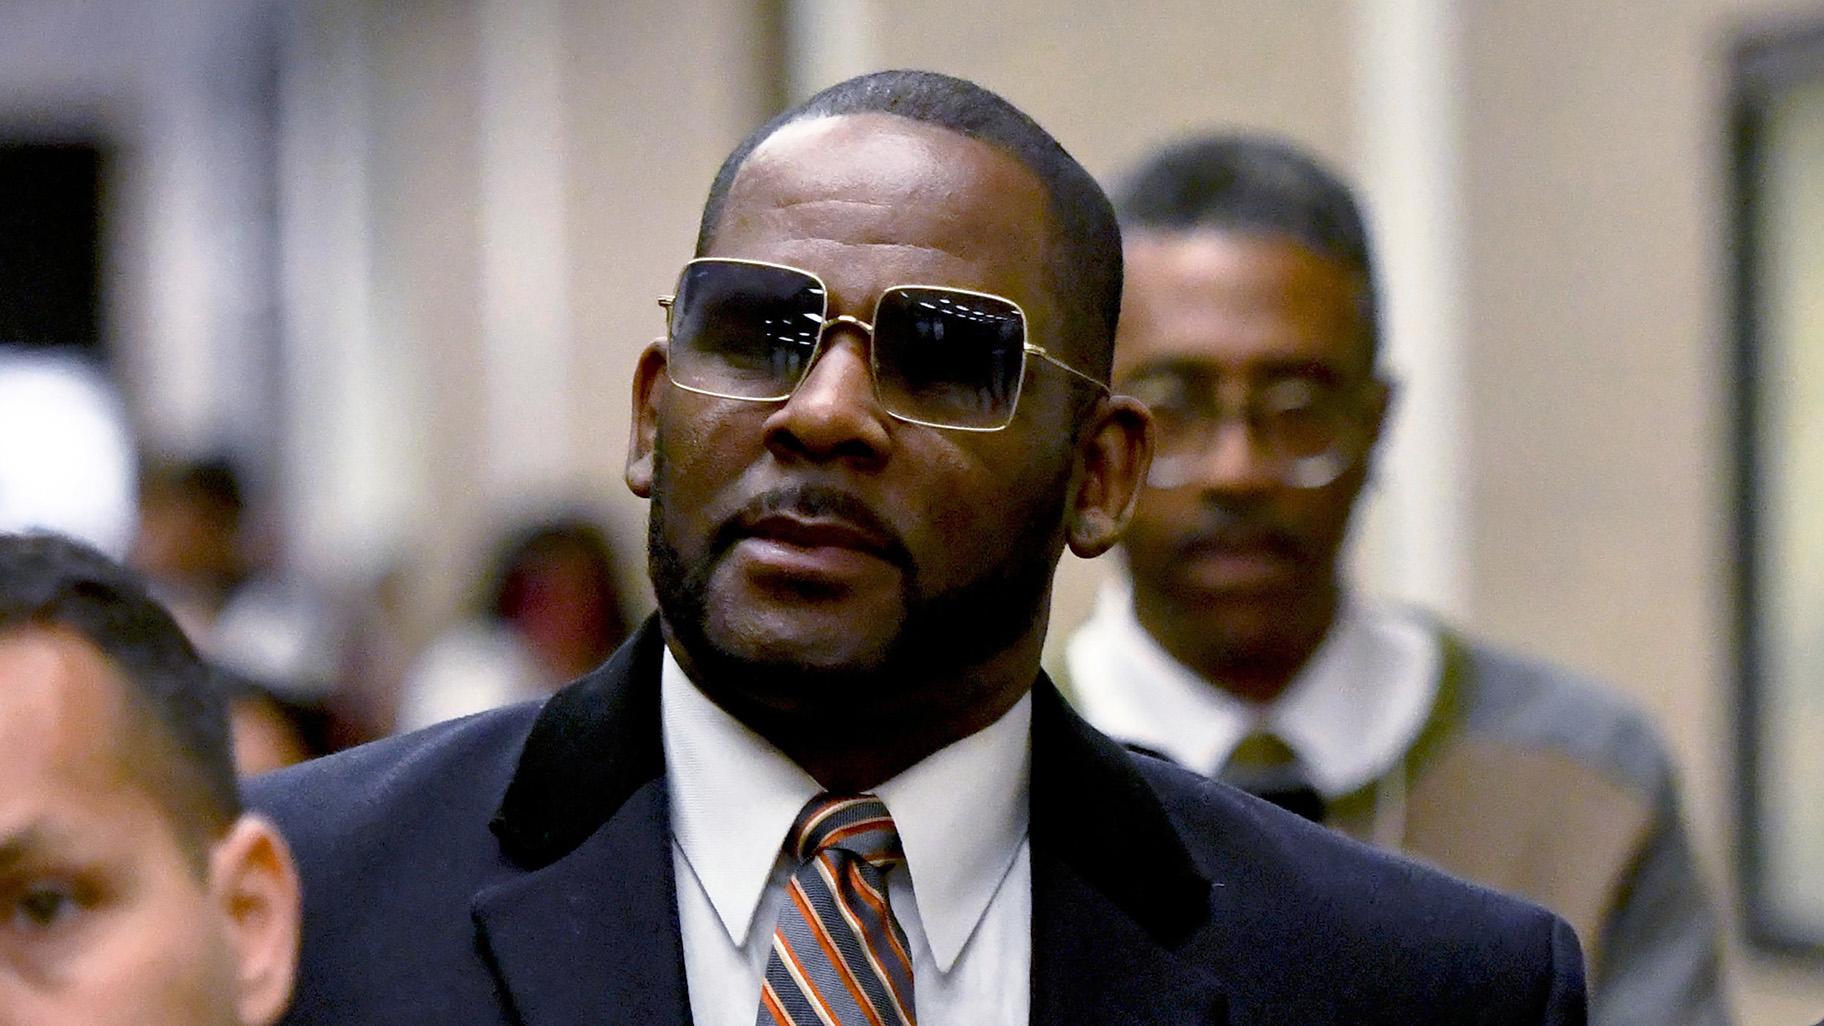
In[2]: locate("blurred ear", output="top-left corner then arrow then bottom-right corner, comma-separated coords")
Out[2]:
1361,376 -> 1396,468
625,341 -> 668,498
1066,393 -> 1153,558
209,816 -> 300,1026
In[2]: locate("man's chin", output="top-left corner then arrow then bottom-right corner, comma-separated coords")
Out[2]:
673,613 -> 909,727
671,583 -> 902,685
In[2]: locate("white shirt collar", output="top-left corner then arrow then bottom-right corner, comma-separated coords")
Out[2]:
1065,581 -> 1438,796
661,648 -> 1031,972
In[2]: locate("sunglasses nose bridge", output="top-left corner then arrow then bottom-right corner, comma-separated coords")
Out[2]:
799,311 -> 879,392
818,312 -> 876,343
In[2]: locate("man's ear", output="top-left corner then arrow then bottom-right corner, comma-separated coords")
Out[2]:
625,340 -> 668,498
1360,376 -> 1396,478
1066,394 -> 1153,559
209,815 -> 300,1026
1366,376 -> 1396,450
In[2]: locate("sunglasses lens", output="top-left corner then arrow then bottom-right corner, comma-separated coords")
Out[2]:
872,287 -> 1026,429
667,261 -> 826,399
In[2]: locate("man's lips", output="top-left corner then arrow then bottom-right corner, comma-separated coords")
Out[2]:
729,511 -> 905,584
1173,535 -> 1300,592
741,513 -> 895,558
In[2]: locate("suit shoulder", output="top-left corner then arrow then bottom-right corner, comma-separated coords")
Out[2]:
246,702 -> 542,858
1455,636 -> 1675,799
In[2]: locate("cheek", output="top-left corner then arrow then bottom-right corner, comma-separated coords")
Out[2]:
906,445 -> 1066,579
1282,481 -> 1362,554
653,405 -> 765,527
44,893 -> 234,1026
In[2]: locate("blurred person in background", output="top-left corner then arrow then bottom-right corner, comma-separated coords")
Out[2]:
0,531 -> 300,1024
220,672 -> 331,777
0,345 -> 136,558
394,514 -> 632,731
132,456 -> 253,635
131,455 -> 336,774
1061,133 -> 1728,1025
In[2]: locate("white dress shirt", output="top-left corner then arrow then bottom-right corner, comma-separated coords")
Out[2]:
1065,581 -> 1438,798
662,649 -> 1032,1026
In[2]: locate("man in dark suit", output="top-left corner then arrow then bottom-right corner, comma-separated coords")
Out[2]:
252,70 -> 1585,1025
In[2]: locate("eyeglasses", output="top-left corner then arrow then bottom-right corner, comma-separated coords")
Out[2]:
1124,369 -> 1372,489
657,258 -> 1108,432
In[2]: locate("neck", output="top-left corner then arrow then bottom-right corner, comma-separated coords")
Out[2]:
1132,583 -> 1340,706
771,679 -> 1028,793
677,632 -> 1042,794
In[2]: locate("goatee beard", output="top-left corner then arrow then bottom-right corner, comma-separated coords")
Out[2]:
645,449 -> 1068,722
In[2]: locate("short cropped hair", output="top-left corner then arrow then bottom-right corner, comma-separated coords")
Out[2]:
0,532 -> 239,860
695,69 -> 1124,376
1113,134 -> 1381,368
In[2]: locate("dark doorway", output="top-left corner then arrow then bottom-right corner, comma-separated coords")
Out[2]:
0,142 -> 106,355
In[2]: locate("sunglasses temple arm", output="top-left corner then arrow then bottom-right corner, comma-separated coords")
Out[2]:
1028,345 -> 1111,394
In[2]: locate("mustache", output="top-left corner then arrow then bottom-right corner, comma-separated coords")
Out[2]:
1172,505 -> 1308,562
710,483 -> 915,571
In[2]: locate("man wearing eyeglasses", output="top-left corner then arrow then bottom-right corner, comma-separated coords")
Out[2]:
1062,134 -> 1729,1026
253,73 -> 1585,1025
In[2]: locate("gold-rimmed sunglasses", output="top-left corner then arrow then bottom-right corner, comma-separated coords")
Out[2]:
657,257 -> 1107,432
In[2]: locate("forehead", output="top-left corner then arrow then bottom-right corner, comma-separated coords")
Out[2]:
0,628 -> 139,824
710,113 -> 1054,315
1115,230 -> 1367,377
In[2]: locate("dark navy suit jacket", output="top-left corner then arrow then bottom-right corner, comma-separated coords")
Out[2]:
250,619 -> 1587,1024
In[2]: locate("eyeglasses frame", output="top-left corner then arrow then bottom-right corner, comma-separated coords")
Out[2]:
1132,372 -> 1383,490
656,257 -> 1109,433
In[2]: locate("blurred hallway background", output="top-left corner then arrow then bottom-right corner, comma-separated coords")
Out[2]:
1,1 -> 1821,1018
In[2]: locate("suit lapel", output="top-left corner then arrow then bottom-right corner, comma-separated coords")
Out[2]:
474,618 -> 693,1026
473,778 -> 691,1026
1029,679 -> 1229,1025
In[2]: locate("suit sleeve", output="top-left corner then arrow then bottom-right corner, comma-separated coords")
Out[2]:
1538,914 -> 1590,1026
1587,762 -> 1732,1026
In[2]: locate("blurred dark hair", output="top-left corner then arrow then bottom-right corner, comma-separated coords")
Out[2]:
1113,133 -> 1381,368
695,68 -> 1123,376
480,517 -> 630,658
138,454 -> 246,522
0,531 -> 239,862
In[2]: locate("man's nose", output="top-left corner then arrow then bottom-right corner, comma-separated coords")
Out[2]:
1193,415 -> 1278,495
761,331 -> 893,466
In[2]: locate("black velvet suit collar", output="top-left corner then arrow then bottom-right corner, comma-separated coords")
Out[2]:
488,614 -> 1211,944
490,617 -> 669,867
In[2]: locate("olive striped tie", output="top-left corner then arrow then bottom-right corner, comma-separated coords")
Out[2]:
756,795 -> 916,1026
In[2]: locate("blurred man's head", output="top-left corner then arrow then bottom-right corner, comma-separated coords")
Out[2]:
130,457 -> 251,633
0,533 -> 298,1026
481,517 -> 632,683
1111,135 -> 1392,699
626,70 -> 1149,788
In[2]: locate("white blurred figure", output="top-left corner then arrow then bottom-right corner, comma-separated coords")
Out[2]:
0,345 -> 136,557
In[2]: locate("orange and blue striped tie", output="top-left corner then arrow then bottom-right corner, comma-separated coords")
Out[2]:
756,794 -> 917,1026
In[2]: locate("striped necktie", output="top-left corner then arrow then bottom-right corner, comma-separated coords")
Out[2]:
756,794 -> 917,1026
